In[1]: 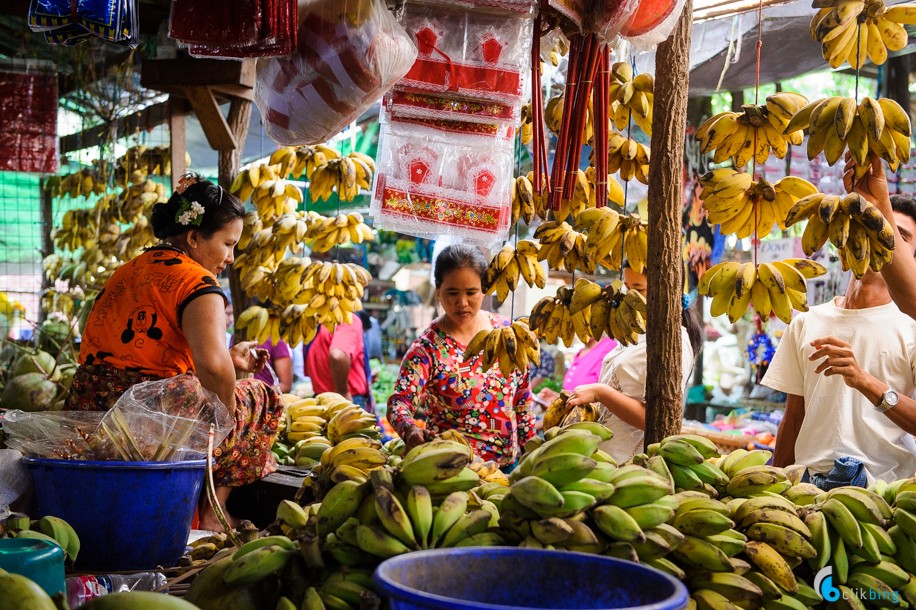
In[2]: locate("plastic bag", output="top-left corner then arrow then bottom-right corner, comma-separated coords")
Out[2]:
369,116 -> 514,247
28,0 -> 139,47
254,0 -> 417,145
1,375 -> 232,461
101,375 -> 233,461
620,0 -> 688,52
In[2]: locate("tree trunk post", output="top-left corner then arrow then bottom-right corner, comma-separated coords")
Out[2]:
38,177 -> 54,326
217,97 -> 253,322
645,0 -> 693,446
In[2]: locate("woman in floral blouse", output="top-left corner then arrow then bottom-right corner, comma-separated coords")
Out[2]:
387,244 -> 535,468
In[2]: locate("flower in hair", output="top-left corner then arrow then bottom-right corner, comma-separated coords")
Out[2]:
176,199 -> 205,226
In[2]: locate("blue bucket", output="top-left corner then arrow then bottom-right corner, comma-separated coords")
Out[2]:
374,548 -> 689,610
22,457 -> 205,571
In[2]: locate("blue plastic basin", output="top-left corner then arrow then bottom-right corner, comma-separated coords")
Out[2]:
374,548 -> 689,610
22,457 -> 205,571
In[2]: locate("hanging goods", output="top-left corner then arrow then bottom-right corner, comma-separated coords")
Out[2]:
28,0 -> 139,47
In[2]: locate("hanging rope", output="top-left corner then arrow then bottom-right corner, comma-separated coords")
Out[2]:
751,0 -> 765,270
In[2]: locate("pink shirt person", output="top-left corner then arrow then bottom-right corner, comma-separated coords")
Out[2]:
563,337 -> 617,390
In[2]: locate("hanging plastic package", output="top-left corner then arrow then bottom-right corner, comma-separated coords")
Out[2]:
28,0 -> 139,47
619,0 -> 689,52
169,0 -> 298,59
254,0 -> 417,146
588,0 -> 645,47
369,116 -> 515,247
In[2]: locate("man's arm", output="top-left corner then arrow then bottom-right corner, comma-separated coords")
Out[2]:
329,348 -> 352,399
848,154 -> 916,319
773,394 -> 805,467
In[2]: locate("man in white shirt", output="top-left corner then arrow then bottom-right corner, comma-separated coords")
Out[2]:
763,202 -> 916,483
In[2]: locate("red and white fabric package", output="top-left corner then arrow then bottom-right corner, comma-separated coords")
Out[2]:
254,0 -> 417,145
370,116 -> 515,247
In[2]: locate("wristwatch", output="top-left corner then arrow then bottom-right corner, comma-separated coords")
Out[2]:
875,388 -> 900,413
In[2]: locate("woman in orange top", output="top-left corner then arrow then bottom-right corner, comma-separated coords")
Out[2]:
65,172 -> 283,530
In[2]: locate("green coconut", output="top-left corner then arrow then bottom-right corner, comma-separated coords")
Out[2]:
185,555 -> 277,610
0,569 -> 56,610
11,350 -> 60,381
0,373 -> 58,411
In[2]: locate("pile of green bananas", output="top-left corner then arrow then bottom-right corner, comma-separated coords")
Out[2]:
3,514 -> 80,563
699,258 -> 827,324
785,191 -> 895,278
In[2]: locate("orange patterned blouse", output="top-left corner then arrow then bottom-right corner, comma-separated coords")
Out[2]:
77,246 -> 225,377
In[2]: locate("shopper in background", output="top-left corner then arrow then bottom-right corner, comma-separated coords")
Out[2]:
763,200 -> 916,486
65,172 -> 283,530
563,336 -> 618,391
566,262 -> 702,463
304,316 -> 371,409
846,154 -> 916,321
528,341 -> 556,391
388,244 -> 535,469
225,291 -> 293,393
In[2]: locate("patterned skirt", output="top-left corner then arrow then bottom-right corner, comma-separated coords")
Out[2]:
65,364 -> 282,487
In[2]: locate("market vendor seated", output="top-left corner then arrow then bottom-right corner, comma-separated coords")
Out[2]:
64,172 -> 283,531
762,200 -> 916,486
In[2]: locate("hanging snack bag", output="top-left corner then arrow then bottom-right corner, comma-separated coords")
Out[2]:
254,0 -> 417,145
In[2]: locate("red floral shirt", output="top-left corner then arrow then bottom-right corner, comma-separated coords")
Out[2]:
387,313 -> 535,466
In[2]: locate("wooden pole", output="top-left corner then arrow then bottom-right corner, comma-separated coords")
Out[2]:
168,98 -> 187,192
218,97 -> 253,322
38,177 -> 54,326
645,0 -> 693,446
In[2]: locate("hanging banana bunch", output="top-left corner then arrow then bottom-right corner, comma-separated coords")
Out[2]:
528,285 -> 591,347
694,92 -> 808,167
585,166 -> 625,208
607,131 -> 651,184
607,62 -> 655,136
483,241 -> 547,303
784,96 -> 910,178
697,169 -> 819,239
811,0 -> 913,69
533,221 -> 591,273
511,174 -> 536,226
784,192 -> 895,277
306,212 -> 375,253
591,284 -> 648,347
461,320 -> 541,378
699,259 -> 827,323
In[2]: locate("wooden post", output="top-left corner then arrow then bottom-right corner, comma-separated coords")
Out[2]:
218,97 -> 253,322
645,0 -> 693,446
168,98 -> 187,191
38,177 -> 54,326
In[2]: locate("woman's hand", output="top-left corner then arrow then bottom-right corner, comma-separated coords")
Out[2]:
230,341 -> 269,374
403,425 -> 437,453
566,384 -> 606,408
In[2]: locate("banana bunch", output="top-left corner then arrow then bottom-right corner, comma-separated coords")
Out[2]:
588,282 -> 648,347
295,144 -> 342,180
554,169 -> 594,224
784,191 -> 895,277
57,168 -> 107,198
326,404 -> 381,445
484,241 -> 547,303
533,221 -> 592,273
648,435 -> 726,496
182,530 -> 235,565
282,392 -> 379,446
884,479 -> 916,588
229,163 -> 300,222
541,390 -> 602,431
314,437 -> 388,488
694,93 -> 808,167
528,285 -> 591,347
8,515 -> 81,563
607,62 -> 655,136
544,95 -> 593,143
811,0 -> 912,69
574,207 -> 625,271
293,260 -> 371,328
52,209 -> 98,252
519,103 -> 533,146
218,534 -> 300,587
698,169 -> 819,239
585,166 -> 626,208
306,212 -> 375,253
461,320 -> 541,378
511,174 -> 537,225
784,96 -> 911,173
235,304 -> 280,344
698,258 -> 827,323
308,153 -> 375,203
468,455 -> 511,486
111,178 -> 166,224
268,211 -> 311,256
607,131 -> 651,184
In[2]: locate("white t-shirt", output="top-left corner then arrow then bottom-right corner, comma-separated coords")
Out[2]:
597,327 -> 695,463
762,297 -> 916,481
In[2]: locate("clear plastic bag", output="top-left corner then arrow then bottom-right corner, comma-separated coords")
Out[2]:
620,0 -> 688,52
254,0 -> 417,145
1,375 -> 232,461
369,116 -> 514,247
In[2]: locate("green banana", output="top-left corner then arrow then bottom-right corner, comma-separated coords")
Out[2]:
894,507 -> 916,538
317,479 -> 369,537
355,524 -> 411,558
529,452 -> 598,486
850,559 -> 911,589
803,509 -> 832,571
821,498 -> 864,549
37,516 -> 79,562
624,502 -> 677,529
406,485 -> 433,549
672,535 -> 733,571
860,521 -> 896,555
439,510 -> 490,548
592,504 -> 646,543
659,438 -> 706,466
509,476 -> 565,514
687,572 -> 764,604
559,478 -> 616,502
375,486 -> 418,548
744,522 -> 817,559
673,509 -> 735,537
606,475 -> 673,508
826,487 -> 886,525
223,544 -> 296,585
276,499 -> 310,530
743,570 -> 784,600
560,421 -> 613,441
454,532 -> 505,547
530,517 -> 574,545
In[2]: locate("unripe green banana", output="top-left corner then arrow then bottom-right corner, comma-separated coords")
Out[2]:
658,438 -> 705,466
606,475 -> 672,508
672,509 -> 735,537
355,524 -> 411,558
316,479 -> 369,537
509,476 -> 565,514
624,502 -> 676,529
432,492 -> 469,545
406,485 -> 433,549
374,486 -> 418,548
223,544 -> 295,585
232,535 -> 297,560
38,516 -> 80,562
276,499 -> 310,530
530,517 -> 574,545
671,535 -> 733,571
687,572 -> 764,604
559,478 -> 616,503
439,510 -> 490,548
821,498 -> 864,549
592,505 -> 645,543
529,452 -> 598,486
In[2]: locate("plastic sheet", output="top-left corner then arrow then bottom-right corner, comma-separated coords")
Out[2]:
254,0 -> 417,145
28,0 -> 139,47
0,61 -> 58,174
369,116 -> 514,247
1,375 -> 232,462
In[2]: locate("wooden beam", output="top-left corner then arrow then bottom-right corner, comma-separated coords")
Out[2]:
645,0 -> 694,446
141,58 -> 255,92
220,98 -> 254,324
169,99 -> 187,191
185,86 -> 237,152
59,100 -> 178,154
